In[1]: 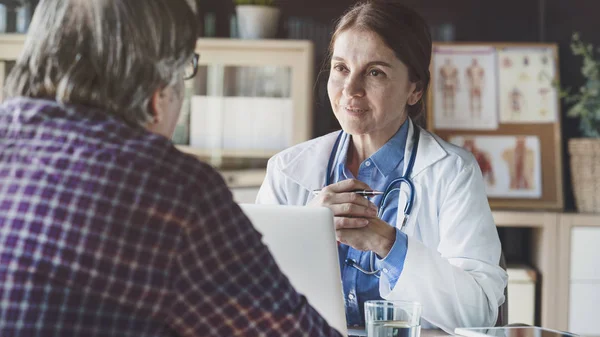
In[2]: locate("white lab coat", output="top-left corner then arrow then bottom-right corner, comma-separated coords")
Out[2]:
255,120 -> 508,333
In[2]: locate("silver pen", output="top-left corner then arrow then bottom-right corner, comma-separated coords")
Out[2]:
311,189 -> 384,197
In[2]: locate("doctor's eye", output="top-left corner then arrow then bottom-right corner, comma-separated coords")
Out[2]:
333,64 -> 348,73
368,69 -> 385,77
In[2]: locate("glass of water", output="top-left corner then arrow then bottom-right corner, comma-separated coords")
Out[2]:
365,300 -> 422,337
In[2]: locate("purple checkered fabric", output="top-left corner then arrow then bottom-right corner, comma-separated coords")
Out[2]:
0,97 -> 342,337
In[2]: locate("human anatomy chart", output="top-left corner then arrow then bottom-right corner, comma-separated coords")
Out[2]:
449,135 -> 542,198
497,48 -> 558,123
433,46 -> 499,130
431,44 -> 561,207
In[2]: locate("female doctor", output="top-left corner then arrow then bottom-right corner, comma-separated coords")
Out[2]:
256,0 -> 508,333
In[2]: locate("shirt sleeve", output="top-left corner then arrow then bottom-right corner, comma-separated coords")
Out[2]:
375,229 -> 408,289
165,169 -> 343,337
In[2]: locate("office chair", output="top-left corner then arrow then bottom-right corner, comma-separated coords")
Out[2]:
496,250 -> 508,327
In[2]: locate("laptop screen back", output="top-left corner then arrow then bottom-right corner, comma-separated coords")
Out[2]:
239,204 -> 348,335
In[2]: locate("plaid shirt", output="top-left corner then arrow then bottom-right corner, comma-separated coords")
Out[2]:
0,97 -> 342,337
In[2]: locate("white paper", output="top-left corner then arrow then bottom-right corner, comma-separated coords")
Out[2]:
249,97 -> 289,150
190,96 -> 294,151
189,96 -> 224,149
222,98 -> 253,149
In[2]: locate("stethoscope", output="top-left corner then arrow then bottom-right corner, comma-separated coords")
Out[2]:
325,123 -> 420,278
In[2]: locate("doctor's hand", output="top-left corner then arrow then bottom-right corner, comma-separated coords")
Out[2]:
336,217 -> 397,258
308,179 -> 379,230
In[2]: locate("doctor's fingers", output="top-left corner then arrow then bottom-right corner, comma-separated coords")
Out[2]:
329,201 -> 378,218
334,216 -> 370,230
324,178 -> 372,193
321,191 -> 376,209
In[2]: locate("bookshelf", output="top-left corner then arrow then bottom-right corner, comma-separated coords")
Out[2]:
0,35 -> 315,188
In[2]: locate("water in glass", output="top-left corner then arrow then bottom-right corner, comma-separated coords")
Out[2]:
367,320 -> 421,337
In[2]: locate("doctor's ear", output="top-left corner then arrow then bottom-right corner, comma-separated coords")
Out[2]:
408,82 -> 424,106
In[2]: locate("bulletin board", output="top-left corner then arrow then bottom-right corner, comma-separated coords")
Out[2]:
427,42 -> 564,210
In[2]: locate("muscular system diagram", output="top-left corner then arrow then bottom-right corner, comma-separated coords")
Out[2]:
465,58 -> 485,117
502,137 -> 534,190
462,138 -> 495,186
439,58 -> 459,117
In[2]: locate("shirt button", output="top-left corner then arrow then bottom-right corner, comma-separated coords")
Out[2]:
365,160 -> 371,167
348,293 -> 355,300
383,268 -> 389,273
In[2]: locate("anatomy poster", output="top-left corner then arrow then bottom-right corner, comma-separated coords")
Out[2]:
497,47 -> 558,123
449,135 -> 542,198
433,45 -> 498,130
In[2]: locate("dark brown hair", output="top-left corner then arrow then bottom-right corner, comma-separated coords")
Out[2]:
328,0 -> 432,122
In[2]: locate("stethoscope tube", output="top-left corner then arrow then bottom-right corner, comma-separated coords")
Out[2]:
325,122 -> 421,278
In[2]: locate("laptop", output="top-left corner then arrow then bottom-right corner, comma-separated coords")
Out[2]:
239,204 -> 364,336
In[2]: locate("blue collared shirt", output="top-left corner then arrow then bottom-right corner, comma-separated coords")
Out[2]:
333,120 -> 410,327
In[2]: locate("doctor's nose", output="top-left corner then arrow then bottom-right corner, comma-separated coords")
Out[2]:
343,76 -> 366,98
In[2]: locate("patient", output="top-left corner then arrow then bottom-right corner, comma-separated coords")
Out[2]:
0,0 -> 341,336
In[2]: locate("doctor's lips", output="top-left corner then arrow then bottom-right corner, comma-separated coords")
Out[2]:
343,106 -> 369,113
312,189 -> 383,196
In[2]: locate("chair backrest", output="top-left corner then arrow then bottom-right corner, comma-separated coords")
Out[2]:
496,250 -> 509,326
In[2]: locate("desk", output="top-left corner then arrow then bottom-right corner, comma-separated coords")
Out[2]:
348,328 -> 448,337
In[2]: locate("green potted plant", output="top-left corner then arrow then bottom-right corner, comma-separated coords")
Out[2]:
234,0 -> 280,39
561,32 -> 600,213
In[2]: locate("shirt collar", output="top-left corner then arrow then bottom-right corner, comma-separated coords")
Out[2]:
371,119 -> 409,177
335,119 -> 410,178
336,132 -> 352,179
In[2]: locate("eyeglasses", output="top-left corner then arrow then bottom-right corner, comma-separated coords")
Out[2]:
184,53 -> 199,80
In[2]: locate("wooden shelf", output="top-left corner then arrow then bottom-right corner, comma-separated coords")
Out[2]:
492,211 -> 559,329
218,169 -> 266,188
175,145 -> 279,159
0,34 -> 25,60
557,213 -> 600,335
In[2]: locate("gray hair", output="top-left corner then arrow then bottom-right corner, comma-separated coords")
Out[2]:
5,0 -> 199,127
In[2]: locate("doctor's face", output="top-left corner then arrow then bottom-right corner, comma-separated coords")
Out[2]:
327,29 -> 420,137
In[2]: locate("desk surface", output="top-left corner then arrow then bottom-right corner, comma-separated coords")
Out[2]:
348,328 -> 448,337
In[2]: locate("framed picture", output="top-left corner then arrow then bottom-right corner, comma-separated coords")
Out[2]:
497,47 -> 559,123
432,45 -> 499,130
427,42 -> 564,210
448,135 -> 542,198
